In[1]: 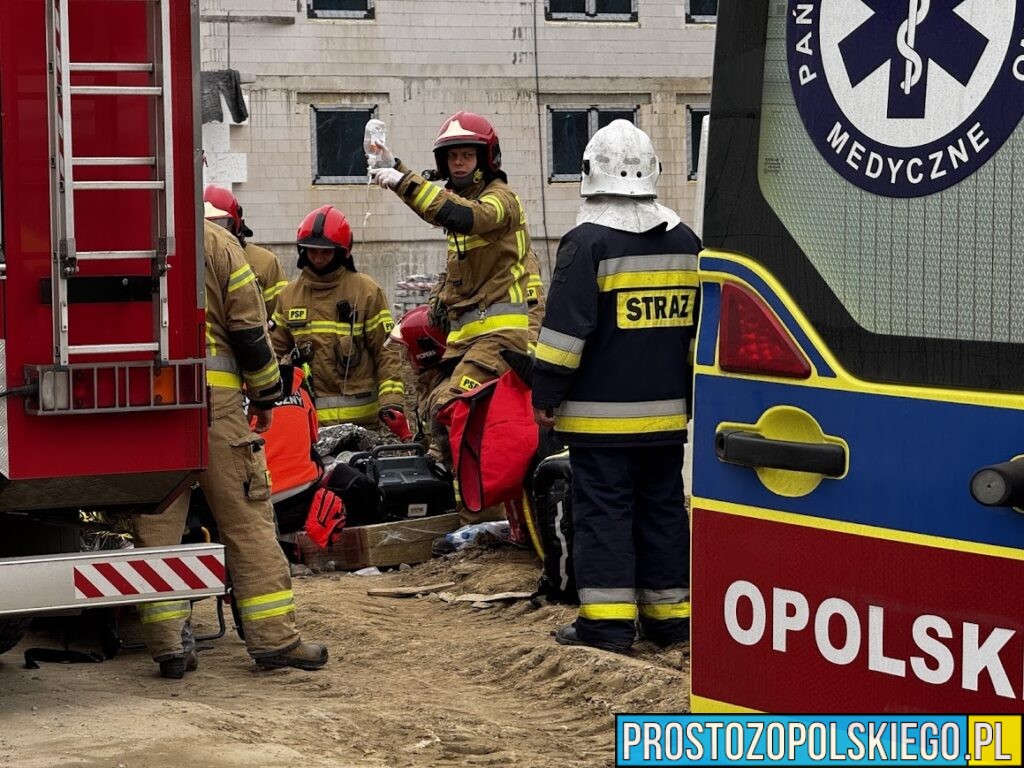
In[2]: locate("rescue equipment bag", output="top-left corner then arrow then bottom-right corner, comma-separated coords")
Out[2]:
436,367 -> 539,513
322,460 -> 385,527
349,444 -> 455,521
531,451 -> 578,604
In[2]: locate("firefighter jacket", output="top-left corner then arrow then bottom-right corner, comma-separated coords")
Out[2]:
204,221 -> 283,419
393,163 -> 530,357
531,222 -> 701,447
270,263 -> 403,427
253,367 -> 320,501
243,241 -> 289,319
525,251 -> 546,352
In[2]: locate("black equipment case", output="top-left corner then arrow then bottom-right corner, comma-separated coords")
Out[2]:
349,444 -> 456,521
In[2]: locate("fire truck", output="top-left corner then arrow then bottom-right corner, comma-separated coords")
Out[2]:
0,1 -> 224,655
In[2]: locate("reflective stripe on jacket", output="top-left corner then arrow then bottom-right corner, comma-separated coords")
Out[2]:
393,164 -> 530,358
531,222 -> 701,447
204,221 -> 282,417
270,264 -> 403,427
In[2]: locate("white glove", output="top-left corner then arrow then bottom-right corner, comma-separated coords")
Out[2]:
367,143 -> 395,170
370,167 -> 404,190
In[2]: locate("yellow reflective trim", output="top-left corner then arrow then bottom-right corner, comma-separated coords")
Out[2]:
244,360 -> 280,388
237,589 -> 293,609
556,413 -> 688,435
138,600 -> 191,624
480,194 -> 505,225
447,233 -> 488,252
534,341 -> 581,370
446,313 -> 529,344
263,281 -> 288,301
597,270 -> 700,292
292,320 -> 364,338
244,603 -> 296,622
228,264 -> 257,293
578,603 -> 638,621
205,322 -> 217,357
378,380 -> 405,395
414,183 -> 441,213
206,370 -> 243,389
639,602 -> 691,620
318,402 -> 381,422
365,309 -> 395,333
527,274 -> 543,288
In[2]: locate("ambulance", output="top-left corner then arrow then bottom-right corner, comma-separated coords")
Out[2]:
691,0 -> 1024,712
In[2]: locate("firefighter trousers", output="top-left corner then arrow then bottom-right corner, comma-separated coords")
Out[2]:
569,444 -> 690,649
426,334 -> 518,526
133,407 -> 302,661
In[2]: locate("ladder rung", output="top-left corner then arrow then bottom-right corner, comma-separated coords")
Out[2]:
74,157 -> 156,167
69,343 -> 160,356
70,62 -> 154,73
76,250 -> 159,261
69,86 -> 162,96
73,180 -> 165,191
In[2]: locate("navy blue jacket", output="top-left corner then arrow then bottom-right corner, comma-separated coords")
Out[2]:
532,221 -> 701,447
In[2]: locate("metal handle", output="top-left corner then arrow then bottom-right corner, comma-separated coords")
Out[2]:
970,459 -> 1024,507
715,429 -> 846,477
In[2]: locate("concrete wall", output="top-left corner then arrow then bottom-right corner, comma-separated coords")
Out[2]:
199,0 -> 715,304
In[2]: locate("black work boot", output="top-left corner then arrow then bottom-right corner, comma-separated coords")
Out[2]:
254,641 -> 328,671
554,623 -> 632,654
157,620 -> 199,679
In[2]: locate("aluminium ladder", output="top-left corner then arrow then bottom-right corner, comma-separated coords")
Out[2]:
45,0 -> 176,368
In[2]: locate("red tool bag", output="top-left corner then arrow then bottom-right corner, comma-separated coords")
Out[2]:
437,367 -> 538,515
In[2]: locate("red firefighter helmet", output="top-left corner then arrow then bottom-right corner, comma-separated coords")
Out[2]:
203,185 -> 244,235
296,204 -> 353,269
432,111 -> 502,179
392,305 -> 447,372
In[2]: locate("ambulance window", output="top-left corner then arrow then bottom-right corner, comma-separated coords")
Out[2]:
311,105 -> 376,185
703,3 -> 1024,392
306,0 -> 374,20
548,105 -> 638,182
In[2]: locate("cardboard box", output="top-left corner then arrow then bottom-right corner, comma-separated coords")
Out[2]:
295,513 -> 460,570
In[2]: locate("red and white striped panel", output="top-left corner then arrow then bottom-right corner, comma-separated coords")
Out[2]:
73,553 -> 226,600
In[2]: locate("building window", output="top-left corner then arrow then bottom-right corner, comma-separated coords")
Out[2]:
311,106 -> 375,184
307,0 -> 374,20
687,106 -> 709,181
546,0 -> 637,22
686,0 -> 717,23
548,106 -> 638,182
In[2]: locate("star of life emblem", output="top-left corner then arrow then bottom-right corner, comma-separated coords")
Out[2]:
787,0 -> 1024,197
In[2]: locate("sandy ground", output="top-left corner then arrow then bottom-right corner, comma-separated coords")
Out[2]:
0,547 -> 690,768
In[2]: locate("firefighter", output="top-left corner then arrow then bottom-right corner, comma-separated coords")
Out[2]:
133,221 -> 328,678
525,251 -> 546,354
203,185 -> 289,318
389,303 -> 449,451
270,205 -> 410,440
531,121 -> 700,654
369,111 -> 531,523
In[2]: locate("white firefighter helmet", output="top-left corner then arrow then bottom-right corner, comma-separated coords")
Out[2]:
580,120 -> 660,199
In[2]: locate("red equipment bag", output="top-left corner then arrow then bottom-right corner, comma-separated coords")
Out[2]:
437,367 -> 539,514
304,487 -> 346,550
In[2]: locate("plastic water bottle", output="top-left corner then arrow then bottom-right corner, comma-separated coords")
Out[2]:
363,119 -> 388,169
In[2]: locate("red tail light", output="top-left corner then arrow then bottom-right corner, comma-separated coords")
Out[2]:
718,282 -> 812,379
